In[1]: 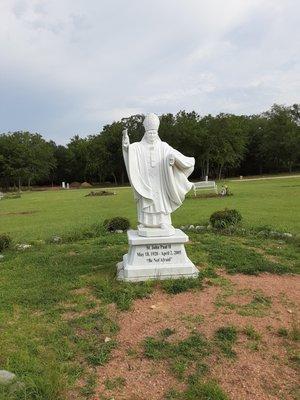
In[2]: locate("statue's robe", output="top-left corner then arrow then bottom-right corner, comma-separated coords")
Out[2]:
123,136 -> 194,227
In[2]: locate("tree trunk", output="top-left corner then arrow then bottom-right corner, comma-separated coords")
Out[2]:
18,177 -> 21,191
112,172 -> 118,186
206,159 -> 210,178
218,164 -> 223,180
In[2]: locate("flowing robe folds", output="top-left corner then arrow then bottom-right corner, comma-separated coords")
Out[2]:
123,136 -> 195,227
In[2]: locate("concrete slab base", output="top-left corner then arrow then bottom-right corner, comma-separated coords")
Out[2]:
117,229 -> 199,282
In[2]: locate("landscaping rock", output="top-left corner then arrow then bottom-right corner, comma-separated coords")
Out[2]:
51,236 -> 62,244
0,370 -> 16,385
283,232 -> 292,238
16,244 -> 32,251
0,255 -> 4,260
115,229 -> 123,233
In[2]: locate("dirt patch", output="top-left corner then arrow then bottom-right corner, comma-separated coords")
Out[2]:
250,246 -> 284,264
0,210 -> 38,216
95,273 -> 299,400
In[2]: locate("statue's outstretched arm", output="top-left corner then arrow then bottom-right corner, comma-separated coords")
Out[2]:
169,149 -> 194,170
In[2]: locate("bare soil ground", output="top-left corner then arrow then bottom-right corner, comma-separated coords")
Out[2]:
94,273 -> 300,400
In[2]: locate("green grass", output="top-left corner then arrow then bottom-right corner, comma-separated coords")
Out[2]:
0,221 -> 298,398
0,176 -> 299,399
165,380 -> 229,400
1,177 -> 300,241
144,330 -> 230,399
104,376 -> 126,390
214,326 -> 238,358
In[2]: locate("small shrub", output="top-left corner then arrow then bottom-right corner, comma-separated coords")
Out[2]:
0,234 -> 12,252
3,192 -> 21,200
210,209 -> 242,230
103,217 -> 130,232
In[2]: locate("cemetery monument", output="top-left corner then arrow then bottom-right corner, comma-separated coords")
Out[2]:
117,113 -> 199,281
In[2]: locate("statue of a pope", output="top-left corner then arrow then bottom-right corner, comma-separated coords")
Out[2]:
122,113 -> 195,236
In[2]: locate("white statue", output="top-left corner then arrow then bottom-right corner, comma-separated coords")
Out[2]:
122,113 -> 195,237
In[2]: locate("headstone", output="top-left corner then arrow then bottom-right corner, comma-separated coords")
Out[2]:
66,183 -> 70,189
0,192 -> 4,200
62,182 -> 65,189
117,113 -> 198,281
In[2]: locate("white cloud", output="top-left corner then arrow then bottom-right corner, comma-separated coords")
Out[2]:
0,0 -> 299,143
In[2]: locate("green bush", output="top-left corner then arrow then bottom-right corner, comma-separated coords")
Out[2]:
0,234 -> 12,252
103,217 -> 130,232
210,209 -> 242,230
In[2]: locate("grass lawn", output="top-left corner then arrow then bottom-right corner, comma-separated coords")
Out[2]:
0,176 -> 299,399
0,177 -> 300,241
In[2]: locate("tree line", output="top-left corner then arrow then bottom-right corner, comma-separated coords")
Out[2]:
0,103 -> 299,189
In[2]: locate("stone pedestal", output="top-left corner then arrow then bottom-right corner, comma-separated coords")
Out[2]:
117,229 -> 198,282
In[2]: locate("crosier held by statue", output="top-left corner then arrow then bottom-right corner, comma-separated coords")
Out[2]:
122,113 -> 195,237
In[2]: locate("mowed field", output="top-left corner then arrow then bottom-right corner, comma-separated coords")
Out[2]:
1,176 -> 300,241
0,176 -> 299,400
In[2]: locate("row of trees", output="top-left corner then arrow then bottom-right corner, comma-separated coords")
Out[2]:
0,104 -> 299,189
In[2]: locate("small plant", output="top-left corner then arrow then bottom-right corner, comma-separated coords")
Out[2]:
215,326 -> 237,343
160,328 -> 176,338
210,208 -> 242,230
103,217 -> 130,232
214,326 -> 237,358
161,277 -> 202,294
93,278 -> 153,310
243,325 -> 261,341
184,380 -> 229,400
0,234 -> 12,252
165,379 -> 229,400
104,376 -> 126,390
277,327 -> 289,337
80,374 -> 97,397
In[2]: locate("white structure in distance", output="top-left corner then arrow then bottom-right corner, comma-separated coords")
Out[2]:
117,113 -> 199,281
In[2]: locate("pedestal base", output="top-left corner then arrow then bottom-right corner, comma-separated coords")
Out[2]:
117,229 -> 198,282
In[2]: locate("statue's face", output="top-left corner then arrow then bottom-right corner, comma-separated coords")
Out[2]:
145,129 -> 159,143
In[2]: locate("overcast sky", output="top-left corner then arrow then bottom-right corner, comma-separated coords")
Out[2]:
0,0 -> 299,144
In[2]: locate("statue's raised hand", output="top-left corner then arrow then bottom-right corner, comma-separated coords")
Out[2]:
122,129 -> 130,148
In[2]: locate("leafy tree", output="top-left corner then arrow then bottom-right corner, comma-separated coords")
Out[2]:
67,135 -> 89,182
